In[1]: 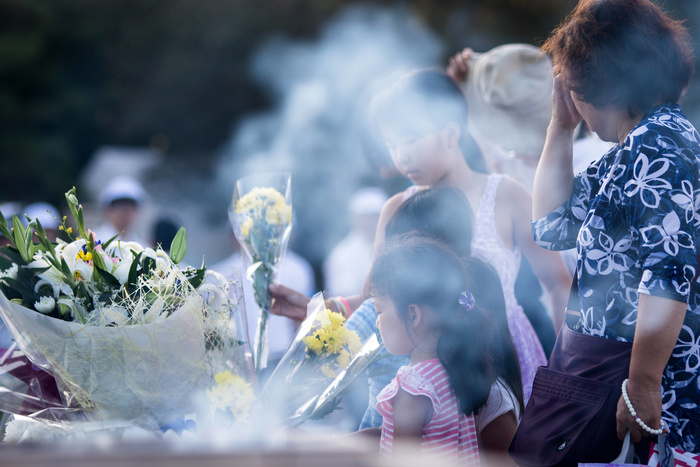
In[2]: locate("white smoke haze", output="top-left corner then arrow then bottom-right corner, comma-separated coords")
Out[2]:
217,4 -> 444,266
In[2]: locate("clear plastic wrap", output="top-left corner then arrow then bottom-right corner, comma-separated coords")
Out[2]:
0,269 -> 255,433
262,293 -> 379,424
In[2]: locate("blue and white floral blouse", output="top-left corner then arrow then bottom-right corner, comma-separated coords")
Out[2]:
532,104 -> 700,452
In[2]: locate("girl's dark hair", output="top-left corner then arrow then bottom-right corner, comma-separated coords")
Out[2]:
370,234 -> 521,415
463,256 -> 525,415
385,187 -> 474,257
367,69 -> 488,174
543,0 -> 694,116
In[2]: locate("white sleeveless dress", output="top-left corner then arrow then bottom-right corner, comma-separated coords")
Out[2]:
470,174 -> 546,402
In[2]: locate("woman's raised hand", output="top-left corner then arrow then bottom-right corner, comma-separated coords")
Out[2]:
447,48 -> 474,84
551,70 -> 582,132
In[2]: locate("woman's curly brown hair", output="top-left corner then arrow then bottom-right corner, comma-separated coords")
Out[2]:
542,0 -> 694,116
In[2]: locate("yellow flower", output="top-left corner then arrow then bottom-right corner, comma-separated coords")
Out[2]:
321,327 -> 346,355
327,309 -> 345,329
320,364 -> 337,378
206,370 -> 256,421
77,250 -> 92,262
240,218 -> 253,237
336,349 -> 351,368
346,329 -> 362,354
235,187 -> 290,228
302,333 -> 325,355
214,369 -> 236,385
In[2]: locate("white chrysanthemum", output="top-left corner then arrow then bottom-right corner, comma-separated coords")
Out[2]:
0,263 -> 18,281
34,296 -> 55,314
3,417 -> 58,444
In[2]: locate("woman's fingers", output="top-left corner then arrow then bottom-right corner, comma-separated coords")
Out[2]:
447,48 -> 472,83
551,73 -> 582,130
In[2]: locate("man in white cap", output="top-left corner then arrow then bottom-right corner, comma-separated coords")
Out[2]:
323,187 -> 388,297
94,176 -> 146,244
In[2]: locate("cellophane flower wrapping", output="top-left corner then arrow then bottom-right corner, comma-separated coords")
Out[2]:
229,173 -> 292,374
262,293 -> 377,424
0,188 -> 256,436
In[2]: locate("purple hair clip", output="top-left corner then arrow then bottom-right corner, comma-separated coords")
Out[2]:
459,291 -> 475,311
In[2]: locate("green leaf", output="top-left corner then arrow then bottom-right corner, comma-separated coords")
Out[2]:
169,227 -> 187,264
0,254 -> 12,271
127,251 -> 143,288
187,268 -> 206,290
34,220 -> 56,259
0,210 -> 12,242
12,216 -> 31,263
102,233 -> 120,249
142,256 -> 155,277
0,247 -> 24,265
94,265 -> 121,288
60,257 -> 73,281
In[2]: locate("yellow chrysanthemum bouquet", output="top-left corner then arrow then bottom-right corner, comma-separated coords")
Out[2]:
262,293 -> 384,424
229,173 -> 292,375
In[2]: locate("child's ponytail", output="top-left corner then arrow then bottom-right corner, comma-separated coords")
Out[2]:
461,257 -> 525,415
436,293 -> 494,415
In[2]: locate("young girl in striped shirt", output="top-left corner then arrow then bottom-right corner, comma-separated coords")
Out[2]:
369,234 -> 503,463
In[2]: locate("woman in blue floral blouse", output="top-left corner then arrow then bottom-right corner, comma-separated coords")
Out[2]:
534,0 -> 700,453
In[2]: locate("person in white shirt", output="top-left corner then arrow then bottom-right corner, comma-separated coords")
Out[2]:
212,230 -> 315,378
93,176 -> 147,245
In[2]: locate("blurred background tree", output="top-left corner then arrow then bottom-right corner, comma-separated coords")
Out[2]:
0,0 -> 577,206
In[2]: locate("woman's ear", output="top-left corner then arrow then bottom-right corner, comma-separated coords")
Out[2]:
444,122 -> 461,148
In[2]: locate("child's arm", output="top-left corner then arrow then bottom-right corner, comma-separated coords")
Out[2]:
392,388 -> 433,455
480,411 -> 518,466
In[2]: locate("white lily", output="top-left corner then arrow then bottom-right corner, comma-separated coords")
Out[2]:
92,304 -> 130,326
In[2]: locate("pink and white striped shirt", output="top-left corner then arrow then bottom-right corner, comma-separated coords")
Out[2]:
376,359 -> 480,464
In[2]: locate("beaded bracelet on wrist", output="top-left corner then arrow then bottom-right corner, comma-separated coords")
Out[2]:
621,379 -> 665,436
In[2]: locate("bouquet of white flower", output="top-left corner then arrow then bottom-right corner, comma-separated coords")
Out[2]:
0,188 -> 255,433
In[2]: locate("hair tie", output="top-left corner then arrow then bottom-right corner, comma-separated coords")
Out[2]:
459,291 -> 475,311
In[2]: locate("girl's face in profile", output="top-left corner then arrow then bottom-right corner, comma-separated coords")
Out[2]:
374,295 -> 414,356
381,124 -> 452,187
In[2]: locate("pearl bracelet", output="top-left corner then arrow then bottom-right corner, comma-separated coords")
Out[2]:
621,379 -> 665,435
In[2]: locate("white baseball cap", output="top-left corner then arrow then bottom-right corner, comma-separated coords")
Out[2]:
99,176 -> 146,206
349,187 -> 388,216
